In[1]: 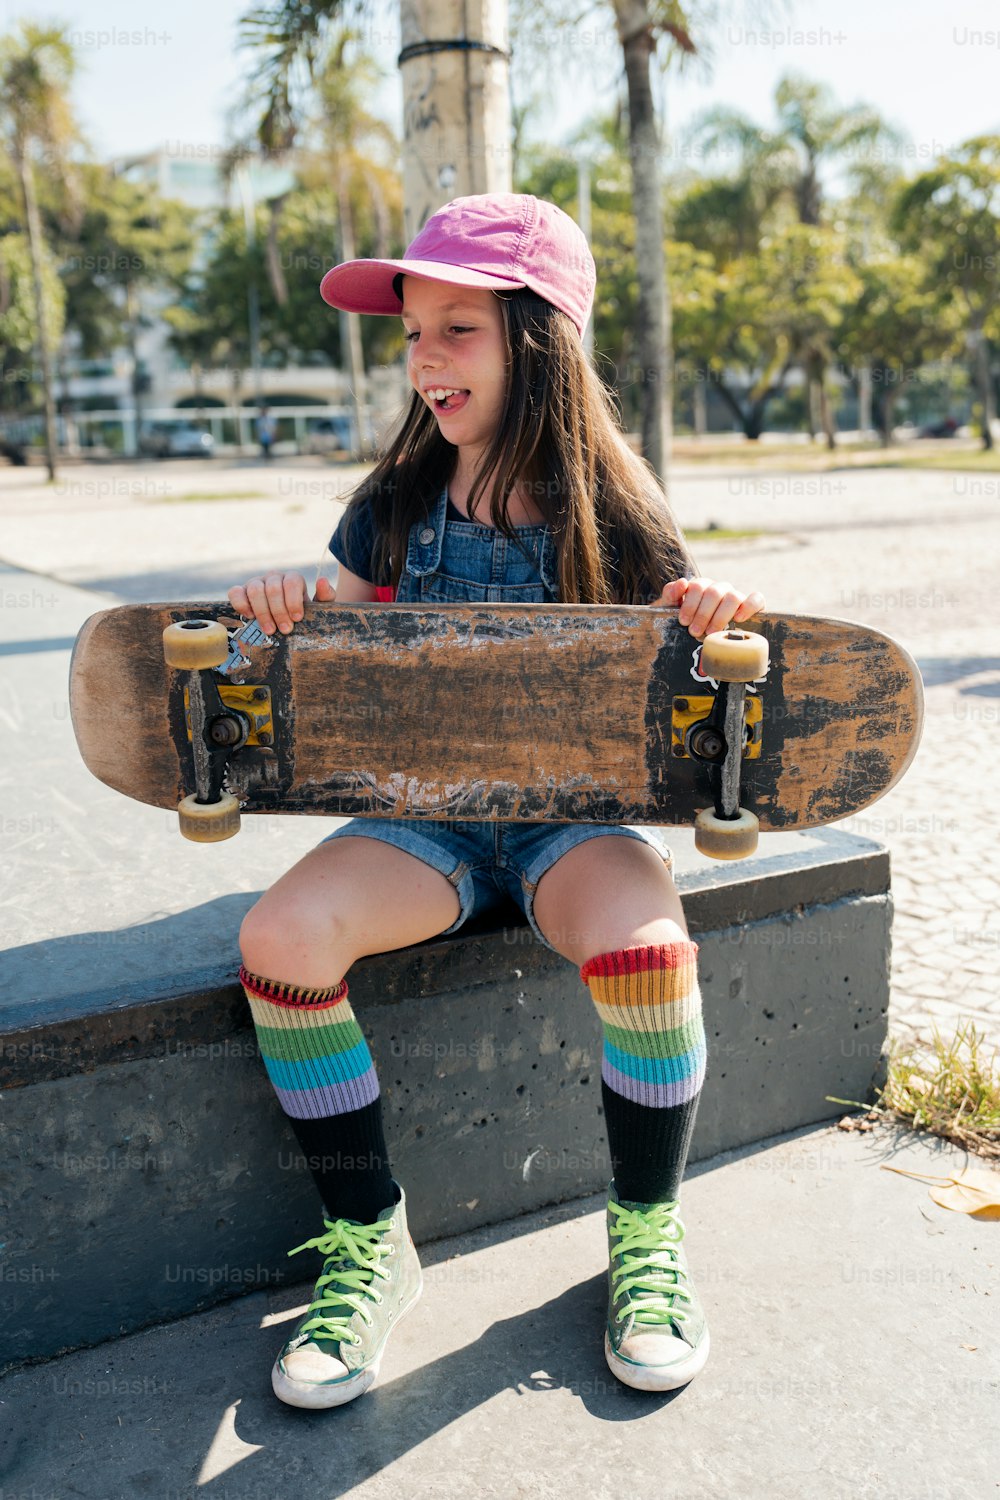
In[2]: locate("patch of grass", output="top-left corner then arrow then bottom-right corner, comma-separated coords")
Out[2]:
685,526 -> 764,543
878,450 -> 1000,473
671,437 -> 1000,473
152,490 -> 269,503
674,438 -> 856,463
830,1019 -> 1000,1160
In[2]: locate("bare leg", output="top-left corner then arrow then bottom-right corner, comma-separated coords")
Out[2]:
239,835 -> 462,987
531,836 -> 687,967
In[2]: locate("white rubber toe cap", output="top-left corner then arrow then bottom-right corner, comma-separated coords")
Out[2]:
282,1344 -> 351,1383
272,1343 -> 380,1409
605,1327 -> 711,1391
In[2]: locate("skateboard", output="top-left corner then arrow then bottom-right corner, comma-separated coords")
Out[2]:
68,601 -> 923,860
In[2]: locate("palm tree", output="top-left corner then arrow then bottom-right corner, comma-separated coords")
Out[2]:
0,21 -> 80,481
892,137 -> 1000,452
685,74 -> 903,441
686,74 -> 903,230
603,0 -> 694,478
234,20 -> 401,457
300,32 -> 400,457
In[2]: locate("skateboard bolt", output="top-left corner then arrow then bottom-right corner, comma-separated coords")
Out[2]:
209,715 -> 244,746
257,731 -> 273,746
251,688 -> 268,702
687,723 -> 726,761
675,698 -> 689,712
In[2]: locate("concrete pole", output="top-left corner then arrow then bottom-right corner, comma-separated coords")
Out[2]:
577,155 -> 594,359
333,159 -> 372,457
398,0 -> 513,239
235,166 -> 263,408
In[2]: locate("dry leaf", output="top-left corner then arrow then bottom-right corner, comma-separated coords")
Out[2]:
880,1163 -> 1000,1219
961,1344 -> 978,1352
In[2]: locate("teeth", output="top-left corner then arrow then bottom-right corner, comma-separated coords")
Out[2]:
427,388 -> 464,401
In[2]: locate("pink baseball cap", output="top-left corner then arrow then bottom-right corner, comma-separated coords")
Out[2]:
319,193 -> 595,338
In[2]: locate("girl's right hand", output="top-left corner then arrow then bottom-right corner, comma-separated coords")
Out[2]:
226,571 -> 336,635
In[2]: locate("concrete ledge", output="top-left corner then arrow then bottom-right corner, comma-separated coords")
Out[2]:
0,828 -> 891,1373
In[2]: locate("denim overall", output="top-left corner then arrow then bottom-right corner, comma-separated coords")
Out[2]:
321,484 -> 674,953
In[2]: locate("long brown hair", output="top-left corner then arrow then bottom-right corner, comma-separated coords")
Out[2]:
339,284 -> 696,603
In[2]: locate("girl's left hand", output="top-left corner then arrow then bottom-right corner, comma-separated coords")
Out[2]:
657,577 -> 765,640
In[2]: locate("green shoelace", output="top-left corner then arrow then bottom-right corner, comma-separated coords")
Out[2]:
608,1200 -> 693,1327
287,1213 -> 395,1347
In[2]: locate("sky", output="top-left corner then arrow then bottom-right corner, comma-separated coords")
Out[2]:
7,0 -> 1000,181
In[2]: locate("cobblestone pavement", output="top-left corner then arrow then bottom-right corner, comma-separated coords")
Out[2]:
674,465 -> 1000,1054
1,457 -> 996,1052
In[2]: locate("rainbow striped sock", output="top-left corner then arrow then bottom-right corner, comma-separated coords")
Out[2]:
240,965 -> 380,1120
580,942 -> 707,1203
240,965 -> 394,1223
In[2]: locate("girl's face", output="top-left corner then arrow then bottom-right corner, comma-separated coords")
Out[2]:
401,276 -> 508,456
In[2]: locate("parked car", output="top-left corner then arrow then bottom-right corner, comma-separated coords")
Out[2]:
917,415 -> 959,438
139,422 -> 215,458
300,416 -> 352,455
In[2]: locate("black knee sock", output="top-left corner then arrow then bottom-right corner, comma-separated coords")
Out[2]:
601,1080 -> 701,1204
286,1102 -> 397,1225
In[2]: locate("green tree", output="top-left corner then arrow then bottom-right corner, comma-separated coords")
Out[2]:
0,229 -> 66,414
229,23 -> 402,455
671,172 -> 788,266
891,136 -> 1000,451
766,224 -> 863,448
682,74 -> 903,441
164,182 -> 405,421
295,31 -> 402,454
0,20 -> 80,478
164,207 -> 272,424
835,236 -> 963,445
670,224 -> 861,445
671,240 -> 793,440
685,72 -> 903,230
60,168 -> 195,433
52,164 -> 123,364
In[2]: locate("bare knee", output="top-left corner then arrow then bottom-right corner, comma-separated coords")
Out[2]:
534,838 -> 689,967
239,895 -> 352,988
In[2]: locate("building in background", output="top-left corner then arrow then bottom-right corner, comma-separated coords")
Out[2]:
53,146 -> 406,456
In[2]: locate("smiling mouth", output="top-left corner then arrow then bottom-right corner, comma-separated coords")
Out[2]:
427,390 -> 470,413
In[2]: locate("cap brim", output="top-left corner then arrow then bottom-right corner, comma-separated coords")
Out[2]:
319,257 -> 526,313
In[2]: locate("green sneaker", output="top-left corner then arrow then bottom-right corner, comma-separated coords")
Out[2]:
604,1180 -> 710,1392
272,1179 -> 422,1409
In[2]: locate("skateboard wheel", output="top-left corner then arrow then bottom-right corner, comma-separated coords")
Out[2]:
699,629 -> 769,683
694,807 -> 759,860
163,620 -> 229,669
177,792 -> 241,842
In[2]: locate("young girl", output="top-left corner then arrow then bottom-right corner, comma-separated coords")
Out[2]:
228,193 -> 764,1410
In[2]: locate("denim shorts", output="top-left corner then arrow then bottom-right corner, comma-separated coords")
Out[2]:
319,816 -> 675,955
320,480 -> 674,954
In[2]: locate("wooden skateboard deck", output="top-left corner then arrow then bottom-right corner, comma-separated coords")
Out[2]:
69,602 -> 923,843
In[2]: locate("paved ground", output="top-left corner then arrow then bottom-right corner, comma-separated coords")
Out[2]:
1,453 -> 995,1052
1,1119 -> 996,1500
2,455 -> 996,1500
